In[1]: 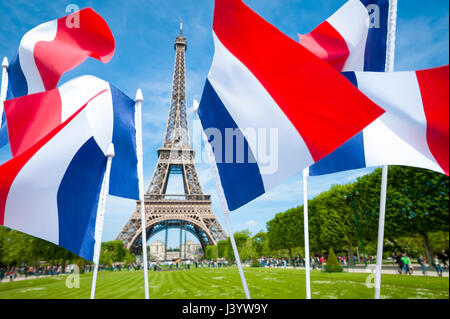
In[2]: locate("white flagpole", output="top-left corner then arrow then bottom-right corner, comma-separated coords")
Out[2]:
90,143 -> 115,299
302,168 -> 311,299
1,57 -> 8,110
194,100 -> 251,299
375,0 -> 397,300
375,165 -> 388,299
135,89 -> 150,299
223,210 -> 251,299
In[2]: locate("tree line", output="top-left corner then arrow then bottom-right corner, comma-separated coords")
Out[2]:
205,166 -> 449,266
0,166 -> 448,268
0,225 -> 135,270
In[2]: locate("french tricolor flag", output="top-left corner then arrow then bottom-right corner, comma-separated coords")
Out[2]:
197,0 -> 384,211
301,0 -> 448,177
311,67 -> 449,177
1,8 -> 115,148
0,78 -> 135,261
299,0 -> 392,72
4,75 -> 139,200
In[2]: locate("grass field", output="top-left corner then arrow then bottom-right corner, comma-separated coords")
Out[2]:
0,267 -> 448,299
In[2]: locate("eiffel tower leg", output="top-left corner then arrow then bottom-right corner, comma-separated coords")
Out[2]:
184,225 -> 187,259
179,225 -> 182,260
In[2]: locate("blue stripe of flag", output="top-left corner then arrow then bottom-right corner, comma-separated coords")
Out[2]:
109,84 -> 139,200
57,137 -> 106,261
198,79 -> 265,211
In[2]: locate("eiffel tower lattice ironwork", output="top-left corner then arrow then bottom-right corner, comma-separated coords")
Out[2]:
116,24 -> 227,255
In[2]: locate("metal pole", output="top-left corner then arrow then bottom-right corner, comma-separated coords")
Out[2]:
303,168 -> 311,299
135,89 -> 149,299
194,100 -> 251,299
179,224 -> 182,260
375,0 -> 397,299
165,226 -> 168,261
1,57 -> 8,102
1,57 -> 9,133
90,144 -> 115,299
223,211 -> 251,299
184,224 -> 187,260
375,166 -> 388,298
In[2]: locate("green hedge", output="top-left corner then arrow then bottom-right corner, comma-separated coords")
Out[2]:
324,248 -> 343,273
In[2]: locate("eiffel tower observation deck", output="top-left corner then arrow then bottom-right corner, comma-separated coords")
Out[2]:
116,24 -> 227,256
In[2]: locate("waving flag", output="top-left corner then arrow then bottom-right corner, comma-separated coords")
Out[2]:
304,1 -> 449,176
197,0 -> 384,211
6,8 -> 114,99
0,8 -> 115,148
311,67 -> 449,176
0,88 -> 117,261
4,75 -> 139,200
299,0 -> 391,72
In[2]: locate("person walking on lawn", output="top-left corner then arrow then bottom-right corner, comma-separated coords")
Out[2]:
418,255 -> 427,276
433,255 -> 443,277
401,254 -> 412,275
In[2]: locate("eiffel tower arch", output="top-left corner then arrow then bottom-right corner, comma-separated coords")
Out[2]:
116,25 -> 227,256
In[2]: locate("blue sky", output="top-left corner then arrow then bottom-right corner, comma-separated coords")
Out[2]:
0,0 -> 448,248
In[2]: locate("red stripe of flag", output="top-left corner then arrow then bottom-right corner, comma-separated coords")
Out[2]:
416,65 -> 449,175
34,8 -> 115,91
4,88 -> 108,157
5,89 -> 62,157
0,96 -> 91,225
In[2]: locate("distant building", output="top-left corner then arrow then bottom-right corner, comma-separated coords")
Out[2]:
148,240 -> 202,261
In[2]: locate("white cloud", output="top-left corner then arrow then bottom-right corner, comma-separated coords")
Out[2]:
239,220 -> 258,228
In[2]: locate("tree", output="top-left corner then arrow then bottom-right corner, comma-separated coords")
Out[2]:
239,237 -> 256,261
225,230 -> 251,262
309,184 -> 375,266
100,241 -> 133,265
267,208 -> 303,262
355,166 -> 449,264
252,232 -> 270,257
205,245 -> 218,260
386,166 -> 449,264
217,240 -> 228,259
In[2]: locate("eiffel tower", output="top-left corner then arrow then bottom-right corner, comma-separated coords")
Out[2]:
116,24 -> 227,256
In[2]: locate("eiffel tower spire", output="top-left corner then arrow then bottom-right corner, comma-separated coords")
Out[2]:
116,26 -> 227,255
164,22 -> 189,148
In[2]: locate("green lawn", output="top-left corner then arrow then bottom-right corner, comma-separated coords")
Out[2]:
0,267 -> 448,299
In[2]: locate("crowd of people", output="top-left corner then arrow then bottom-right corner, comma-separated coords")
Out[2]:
150,259 -> 230,271
2,250 -> 448,282
253,250 -> 449,277
255,254 -> 373,270
0,264 -> 67,282
257,258 -> 291,268
0,262 -> 147,282
394,251 -> 448,277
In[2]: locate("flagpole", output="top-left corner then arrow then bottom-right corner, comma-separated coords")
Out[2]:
302,168 -> 311,299
135,89 -> 150,299
223,210 -> 251,299
375,165 -> 388,299
375,0 -> 397,300
194,100 -> 251,299
90,143 -> 115,299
